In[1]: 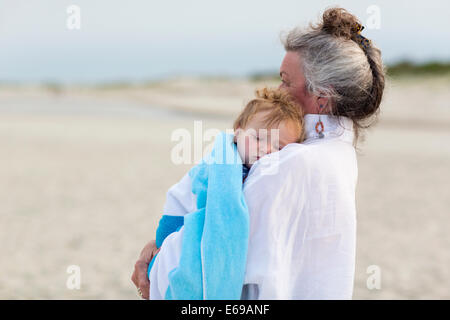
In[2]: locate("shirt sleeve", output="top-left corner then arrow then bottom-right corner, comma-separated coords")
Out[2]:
149,227 -> 185,299
163,171 -> 197,216
154,172 -> 196,248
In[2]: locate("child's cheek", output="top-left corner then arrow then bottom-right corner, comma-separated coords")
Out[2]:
244,136 -> 254,162
239,135 -> 258,164
237,135 -> 250,164
247,142 -> 260,163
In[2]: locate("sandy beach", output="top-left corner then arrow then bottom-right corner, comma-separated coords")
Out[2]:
0,76 -> 449,299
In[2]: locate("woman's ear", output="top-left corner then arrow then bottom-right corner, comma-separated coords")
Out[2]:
316,96 -> 331,113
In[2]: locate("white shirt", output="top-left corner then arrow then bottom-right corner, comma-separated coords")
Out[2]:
149,114 -> 357,300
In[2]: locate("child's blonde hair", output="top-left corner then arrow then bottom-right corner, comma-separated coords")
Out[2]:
233,87 -> 306,143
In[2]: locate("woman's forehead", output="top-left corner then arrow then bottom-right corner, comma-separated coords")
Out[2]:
281,52 -> 300,71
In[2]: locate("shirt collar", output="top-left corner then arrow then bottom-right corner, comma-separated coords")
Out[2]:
303,114 -> 355,145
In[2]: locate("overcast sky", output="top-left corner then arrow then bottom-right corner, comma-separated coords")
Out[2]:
0,0 -> 449,84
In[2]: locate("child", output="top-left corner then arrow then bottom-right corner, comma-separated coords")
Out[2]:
148,87 -> 305,299
233,87 -> 305,180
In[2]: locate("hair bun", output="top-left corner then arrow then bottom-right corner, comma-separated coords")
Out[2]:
320,7 -> 361,39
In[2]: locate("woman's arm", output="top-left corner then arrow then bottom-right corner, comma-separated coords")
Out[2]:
131,171 -> 196,299
134,145 -> 309,299
134,140 -> 356,300
141,146 -> 309,299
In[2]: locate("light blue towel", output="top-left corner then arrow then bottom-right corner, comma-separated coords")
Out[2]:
149,132 -> 249,300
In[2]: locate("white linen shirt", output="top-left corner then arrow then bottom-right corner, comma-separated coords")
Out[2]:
149,114 -> 358,300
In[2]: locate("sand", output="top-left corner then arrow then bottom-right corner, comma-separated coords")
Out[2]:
0,76 -> 449,299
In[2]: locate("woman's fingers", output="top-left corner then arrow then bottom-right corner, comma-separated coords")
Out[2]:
131,259 -> 149,299
131,240 -> 158,300
137,260 -> 150,299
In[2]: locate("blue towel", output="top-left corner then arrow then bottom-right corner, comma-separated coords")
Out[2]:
148,132 -> 249,300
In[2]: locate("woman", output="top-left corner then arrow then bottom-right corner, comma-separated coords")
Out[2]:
132,7 -> 385,299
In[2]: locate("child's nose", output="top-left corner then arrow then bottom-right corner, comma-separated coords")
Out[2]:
264,141 -> 272,154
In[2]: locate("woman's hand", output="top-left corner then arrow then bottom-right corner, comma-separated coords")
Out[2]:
131,240 -> 160,299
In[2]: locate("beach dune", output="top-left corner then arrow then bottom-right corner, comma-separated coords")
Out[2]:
0,77 -> 449,299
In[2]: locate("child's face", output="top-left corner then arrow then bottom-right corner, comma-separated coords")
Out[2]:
235,111 -> 300,168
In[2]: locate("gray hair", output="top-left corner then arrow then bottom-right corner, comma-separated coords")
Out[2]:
281,7 -> 385,141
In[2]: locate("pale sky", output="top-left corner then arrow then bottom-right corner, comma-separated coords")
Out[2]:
0,0 -> 449,84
